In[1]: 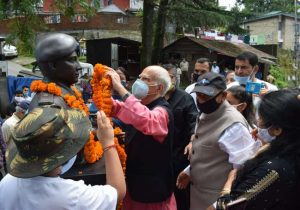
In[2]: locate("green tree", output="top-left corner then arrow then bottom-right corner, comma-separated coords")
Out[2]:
0,0 -> 98,55
237,0 -> 294,15
141,0 -> 235,67
269,49 -> 296,88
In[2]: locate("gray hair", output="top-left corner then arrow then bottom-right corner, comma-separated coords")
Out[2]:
162,64 -> 177,77
148,66 -> 171,96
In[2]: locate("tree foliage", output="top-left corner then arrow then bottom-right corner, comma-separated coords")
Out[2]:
0,0 -> 98,55
237,0 -> 294,15
167,0 -> 232,33
141,0 -> 235,67
270,49 -> 296,88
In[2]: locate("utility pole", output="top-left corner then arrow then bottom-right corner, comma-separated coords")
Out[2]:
294,0 -> 300,87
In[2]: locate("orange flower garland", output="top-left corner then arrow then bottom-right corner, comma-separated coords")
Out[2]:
30,66 -> 127,171
91,64 -> 127,169
30,81 -> 88,115
30,80 -> 102,162
83,132 -> 103,163
91,64 -> 113,116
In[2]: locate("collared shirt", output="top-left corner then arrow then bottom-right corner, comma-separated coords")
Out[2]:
112,95 -> 169,143
185,83 -> 198,109
184,122 -> 260,175
211,66 -> 220,74
1,113 -> 21,144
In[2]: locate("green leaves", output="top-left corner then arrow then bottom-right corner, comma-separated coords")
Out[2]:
237,0 -> 294,15
0,0 -> 99,55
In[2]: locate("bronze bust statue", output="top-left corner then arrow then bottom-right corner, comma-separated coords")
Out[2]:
29,33 -> 82,110
29,33 -> 105,184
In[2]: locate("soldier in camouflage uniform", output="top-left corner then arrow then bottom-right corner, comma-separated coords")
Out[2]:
0,33 -> 125,209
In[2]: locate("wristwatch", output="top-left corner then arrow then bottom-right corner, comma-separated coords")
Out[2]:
121,92 -> 131,102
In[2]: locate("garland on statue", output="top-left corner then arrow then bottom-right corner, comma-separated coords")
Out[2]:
30,77 -> 126,171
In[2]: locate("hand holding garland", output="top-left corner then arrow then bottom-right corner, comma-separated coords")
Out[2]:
105,68 -> 129,99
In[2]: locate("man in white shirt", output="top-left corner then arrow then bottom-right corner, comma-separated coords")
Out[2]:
180,58 -> 189,83
227,51 -> 278,108
185,58 -> 210,108
1,100 -> 29,144
211,61 -> 220,74
177,72 -> 258,210
0,107 -> 126,210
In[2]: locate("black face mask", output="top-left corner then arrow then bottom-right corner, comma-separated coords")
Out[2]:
193,73 -> 200,82
197,94 -> 222,114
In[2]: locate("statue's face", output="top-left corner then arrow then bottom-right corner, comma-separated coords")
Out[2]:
52,51 -> 81,86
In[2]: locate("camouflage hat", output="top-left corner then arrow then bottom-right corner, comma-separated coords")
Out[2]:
6,106 -> 91,178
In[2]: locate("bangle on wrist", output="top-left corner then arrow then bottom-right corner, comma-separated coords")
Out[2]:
103,144 -> 116,152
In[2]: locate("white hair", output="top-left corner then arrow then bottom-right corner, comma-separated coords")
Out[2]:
148,66 -> 171,96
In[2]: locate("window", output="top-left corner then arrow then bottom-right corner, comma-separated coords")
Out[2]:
44,14 -> 61,24
117,16 -> 128,24
67,0 -> 73,7
72,14 -> 88,23
36,0 -> 43,8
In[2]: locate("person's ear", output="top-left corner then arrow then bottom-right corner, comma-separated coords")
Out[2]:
253,65 -> 259,75
217,91 -> 227,103
238,102 -> 247,112
221,91 -> 227,102
158,84 -> 163,92
270,126 -> 282,137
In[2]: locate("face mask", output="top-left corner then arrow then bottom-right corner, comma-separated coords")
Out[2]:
14,96 -> 24,103
132,79 -> 149,99
197,94 -> 222,114
234,74 -> 250,85
60,155 -> 77,174
23,93 -> 29,97
193,73 -> 200,82
258,127 -> 276,143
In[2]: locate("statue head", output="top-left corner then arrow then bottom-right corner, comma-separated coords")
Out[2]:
35,33 -> 82,87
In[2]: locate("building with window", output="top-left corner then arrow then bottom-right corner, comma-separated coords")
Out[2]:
0,0 -> 143,42
242,11 -> 300,50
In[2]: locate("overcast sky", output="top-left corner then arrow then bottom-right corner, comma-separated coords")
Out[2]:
219,0 -> 237,10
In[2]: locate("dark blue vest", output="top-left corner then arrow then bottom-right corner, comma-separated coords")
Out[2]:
125,97 -> 174,202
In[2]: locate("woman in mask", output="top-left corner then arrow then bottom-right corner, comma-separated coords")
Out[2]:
215,88 -> 300,210
226,85 -> 256,129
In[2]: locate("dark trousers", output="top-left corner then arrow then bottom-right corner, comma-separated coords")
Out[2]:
174,161 -> 190,210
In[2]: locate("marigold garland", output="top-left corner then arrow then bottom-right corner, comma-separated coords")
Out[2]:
30,68 -> 127,175
30,80 -> 89,115
30,80 -> 101,162
91,64 -> 127,171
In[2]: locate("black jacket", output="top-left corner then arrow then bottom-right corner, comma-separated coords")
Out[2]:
223,156 -> 300,210
167,88 -> 198,175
